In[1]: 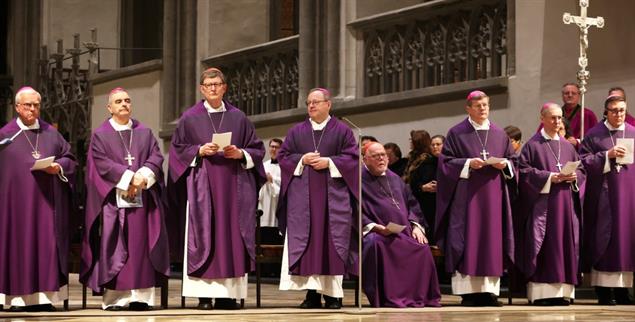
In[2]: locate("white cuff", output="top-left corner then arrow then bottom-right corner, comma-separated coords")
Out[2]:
136,166 -> 156,189
241,149 -> 254,169
293,159 -> 304,176
603,151 -> 611,174
410,221 -> 426,235
57,165 -> 68,183
540,173 -> 555,194
190,154 -> 198,167
116,170 -> 135,191
362,223 -> 377,237
503,160 -> 514,179
326,158 -> 342,178
460,159 -> 472,179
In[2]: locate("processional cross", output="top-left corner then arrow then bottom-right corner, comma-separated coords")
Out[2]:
563,0 -> 604,138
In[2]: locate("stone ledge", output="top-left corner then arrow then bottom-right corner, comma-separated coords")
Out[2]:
90,59 -> 162,85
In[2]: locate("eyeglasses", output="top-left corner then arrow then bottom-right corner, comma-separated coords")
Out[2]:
367,153 -> 388,160
19,102 -> 41,109
305,99 -> 328,107
606,108 -> 627,115
269,145 -> 281,149
201,82 -> 225,89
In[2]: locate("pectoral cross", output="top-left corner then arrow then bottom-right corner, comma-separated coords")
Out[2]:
563,0 -> 604,138
390,198 -> 401,210
556,162 -> 563,172
125,153 -> 135,166
480,149 -> 490,160
616,163 -> 622,173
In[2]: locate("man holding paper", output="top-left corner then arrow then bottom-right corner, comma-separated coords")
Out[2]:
435,90 -> 516,306
168,68 -> 266,310
0,86 -> 76,311
361,142 -> 441,308
276,88 -> 358,309
516,102 -> 585,306
580,95 -> 635,305
81,88 -> 170,311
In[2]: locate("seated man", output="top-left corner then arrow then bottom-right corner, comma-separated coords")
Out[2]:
361,142 -> 442,308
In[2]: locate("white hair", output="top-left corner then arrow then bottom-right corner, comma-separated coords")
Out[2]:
15,87 -> 42,104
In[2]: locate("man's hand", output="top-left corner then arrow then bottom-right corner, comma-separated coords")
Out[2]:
309,157 -> 329,170
371,224 -> 393,236
608,145 -> 627,159
42,162 -> 61,175
566,136 -> 578,146
421,180 -> 437,193
551,172 -> 577,184
223,145 -> 244,159
469,158 -> 486,170
412,225 -> 428,244
132,172 -> 147,189
126,184 -> 138,200
302,152 -> 320,165
199,142 -> 219,157
266,172 -> 273,183
491,160 -> 507,170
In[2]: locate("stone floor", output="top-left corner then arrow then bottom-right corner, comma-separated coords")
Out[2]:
1,274 -> 634,321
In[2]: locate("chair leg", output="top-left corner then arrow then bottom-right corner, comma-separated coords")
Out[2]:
240,298 -> 245,308
256,259 -> 261,308
64,299 -> 69,311
160,278 -> 168,309
82,284 -> 87,309
354,278 -> 359,307
181,296 -> 186,308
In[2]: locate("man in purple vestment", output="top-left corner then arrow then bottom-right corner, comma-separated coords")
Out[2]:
435,90 -> 515,307
580,95 -> 635,305
608,87 -> 635,126
0,87 -> 76,312
361,142 -> 441,308
81,88 -> 170,311
516,103 -> 585,306
277,88 -> 359,309
168,68 -> 266,310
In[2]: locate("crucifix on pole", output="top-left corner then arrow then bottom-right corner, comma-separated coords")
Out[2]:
563,0 -> 604,139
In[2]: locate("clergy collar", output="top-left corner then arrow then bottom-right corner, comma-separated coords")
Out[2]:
540,128 -> 560,141
363,164 -> 386,176
604,120 -> 625,131
310,115 -> 331,130
109,118 -> 133,131
468,117 -> 490,130
204,100 -> 226,113
17,117 -> 40,130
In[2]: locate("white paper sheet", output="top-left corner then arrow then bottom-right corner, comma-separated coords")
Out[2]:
616,138 -> 634,164
485,157 -> 507,165
386,222 -> 406,234
30,156 -> 55,171
212,132 -> 232,149
560,160 -> 580,175
116,190 -> 143,208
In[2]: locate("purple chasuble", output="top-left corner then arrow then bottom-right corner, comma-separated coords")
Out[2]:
0,119 -> 76,296
81,119 -> 170,292
277,118 -> 359,276
580,122 -> 635,273
361,168 -> 441,308
516,132 -> 584,285
435,118 -> 515,276
168,100 -> 265,278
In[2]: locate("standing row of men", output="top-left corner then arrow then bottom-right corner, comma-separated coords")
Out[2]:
1,74 -> 632,311
436,89 -> 634,307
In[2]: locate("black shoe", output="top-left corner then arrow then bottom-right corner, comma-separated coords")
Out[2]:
299,290 -> 322,309
105,305 -> 124,311
596,286 -> 617,305
9,306 -> 25,312
214,298 -> 240,310
460,294 -> 479,306
614,288 -> 634,305
480,293 -> 503,307
37,304 -> 57,312
323,295 -> 342,309
129,302 -> 151,311
197,298 -> 213,310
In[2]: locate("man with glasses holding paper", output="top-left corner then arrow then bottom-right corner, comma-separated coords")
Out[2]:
515,102 -> 585,306
168,68 -> 266,310
360,141 -> 441,308
0,86 -> 76,312
580,95 -> 635,305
